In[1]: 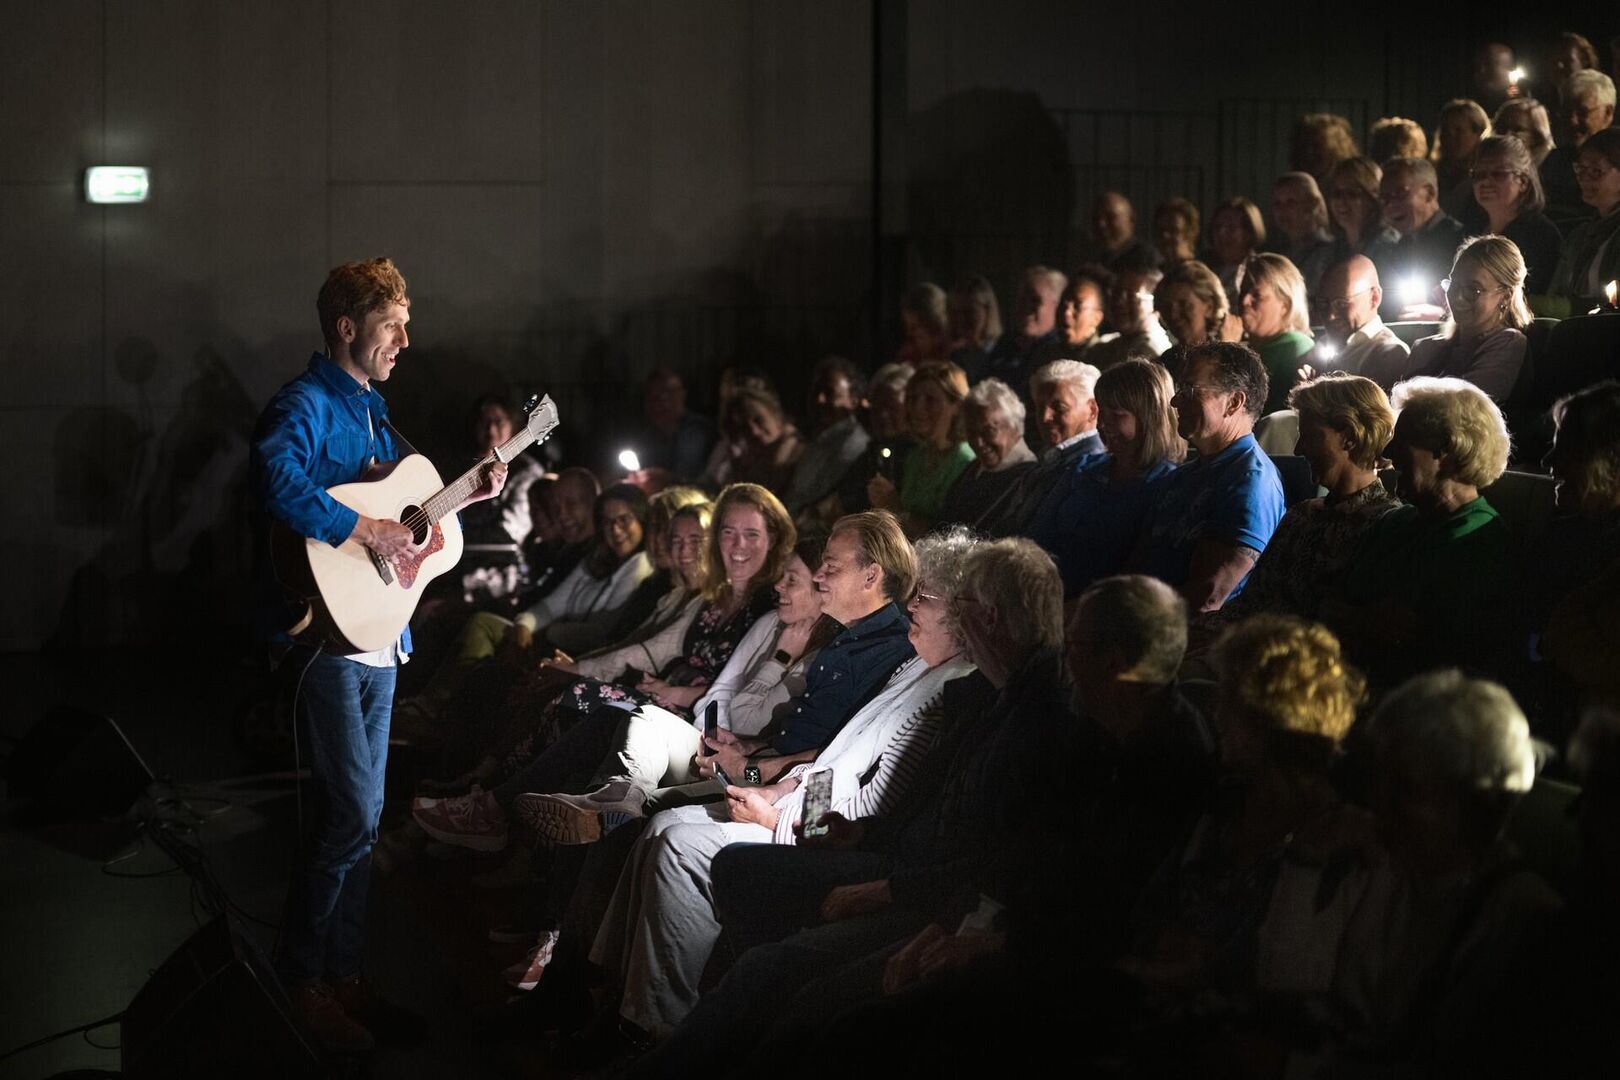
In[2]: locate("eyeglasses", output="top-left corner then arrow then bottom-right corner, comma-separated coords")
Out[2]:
915,590 -> 946,604
1573,162 -> 1616,180
1324,287 -> 1372,315
1441,278 -> 1505,303
1469,167 -> 1521,184
1172,383 -> 1226,400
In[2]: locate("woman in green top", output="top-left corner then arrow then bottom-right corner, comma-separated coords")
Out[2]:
1238,253 -> 1317,416
1324,376 -> 1511,684
868,359 -> 974,535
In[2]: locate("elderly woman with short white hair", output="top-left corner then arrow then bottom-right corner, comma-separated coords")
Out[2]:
939,378 -> 1038,526
1324,376 -> 1511,682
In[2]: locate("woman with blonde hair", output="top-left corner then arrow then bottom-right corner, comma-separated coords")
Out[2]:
1237,253 -> 1316,414
1289,112 -> 1360,182
867,360 -> 974,534
1368,116 -> 1429,164
1203,374 -> 1400,629
1462,135 -> 1562,294
1408,235 -> 1531,402
1028,359 -> 1186,596
1325,377 -> 1511,682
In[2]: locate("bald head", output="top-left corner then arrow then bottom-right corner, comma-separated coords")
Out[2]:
1322,255 -> 1383,339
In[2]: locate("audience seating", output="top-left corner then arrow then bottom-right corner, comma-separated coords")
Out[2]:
1253,410 -> 1299,456
1532,313 -> 1620,410
1478,470 -> 1558,558
1268,454 -> 1321,508
1505,774 -> 1583,900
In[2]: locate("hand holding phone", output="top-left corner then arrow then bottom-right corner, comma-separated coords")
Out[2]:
800,767 -> 834,839
703,700 -> 719,743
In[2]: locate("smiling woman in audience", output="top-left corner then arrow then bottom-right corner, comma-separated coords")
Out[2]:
1155,259 -> 1234,382
1407,235 -> 1530,402
940,378 -> 1037,527
1324,156 -> 1401,269
868,360 -> 975,535
1237,253 -> 1316,415
1461,135 -> 1562,295
1206,196 -> 1265,307
1432,98 -> 1492,213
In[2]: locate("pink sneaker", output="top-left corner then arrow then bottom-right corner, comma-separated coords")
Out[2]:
410,789 -> 508,852
502,929 -> 561,992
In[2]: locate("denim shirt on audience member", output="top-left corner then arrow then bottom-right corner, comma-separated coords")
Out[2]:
250,353 -> 410,649
769,601 -> 915,755
1028,453 -> 1178,598
1136,434 -> 1285,602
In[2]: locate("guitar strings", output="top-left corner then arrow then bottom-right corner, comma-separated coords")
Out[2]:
386,416 -> 554,539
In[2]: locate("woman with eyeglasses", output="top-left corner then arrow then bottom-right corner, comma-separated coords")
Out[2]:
1546,128 -> 1620,316
1324,157 -> 1401,269
1460,135 -> 1562,295
1406,235 -> 1531,403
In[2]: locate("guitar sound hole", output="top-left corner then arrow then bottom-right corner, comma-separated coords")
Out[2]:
401,506 -> 430,545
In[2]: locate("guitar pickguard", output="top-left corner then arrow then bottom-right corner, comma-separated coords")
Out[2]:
393,523 -> 445,589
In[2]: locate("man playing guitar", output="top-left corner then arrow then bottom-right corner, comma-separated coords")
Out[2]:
250,257 -> 506,1053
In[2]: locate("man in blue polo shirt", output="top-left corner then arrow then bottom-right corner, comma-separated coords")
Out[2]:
1133,341 -> 1285,611
251,258 -> 507,1053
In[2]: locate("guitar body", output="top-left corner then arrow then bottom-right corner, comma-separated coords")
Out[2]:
273,454 -> 464,654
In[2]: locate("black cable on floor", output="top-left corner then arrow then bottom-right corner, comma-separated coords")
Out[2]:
0,1011 -> 125,1065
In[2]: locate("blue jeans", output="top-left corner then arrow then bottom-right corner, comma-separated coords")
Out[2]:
274,647 -> 395,983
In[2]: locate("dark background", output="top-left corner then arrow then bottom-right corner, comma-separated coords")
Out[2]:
1,0 -> 1609,653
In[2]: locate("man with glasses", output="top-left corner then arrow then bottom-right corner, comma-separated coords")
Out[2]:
1543,70 -> 1618,230
1316,255 -> 1411,391
1378,157 -> 1466,322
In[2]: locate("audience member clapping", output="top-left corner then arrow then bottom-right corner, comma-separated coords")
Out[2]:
1547,127 -> 1620,314
1462,134 -> 1562,295
1237,253 -> 1316,414
1027,360 -> 1185,597
1133,342 -> 1285,611
1406,234 -> 1532,402
938,378 -> 1037,527
1325,376 -> 1510,682
867,360 -> 974,534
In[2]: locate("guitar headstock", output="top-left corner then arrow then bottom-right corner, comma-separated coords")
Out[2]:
522,394 -> 560,442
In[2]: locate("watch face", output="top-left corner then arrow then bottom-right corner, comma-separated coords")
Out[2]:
743,765 -> 762,785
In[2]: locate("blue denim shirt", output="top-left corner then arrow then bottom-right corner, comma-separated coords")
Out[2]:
250,353 -> 409,649
771,601 -> 915,754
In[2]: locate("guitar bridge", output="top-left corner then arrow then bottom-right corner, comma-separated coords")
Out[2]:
369,549 -> 396,585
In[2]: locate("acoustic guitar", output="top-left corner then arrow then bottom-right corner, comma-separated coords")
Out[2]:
272,394 -> 560,653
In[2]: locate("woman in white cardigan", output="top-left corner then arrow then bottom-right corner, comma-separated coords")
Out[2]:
590,527 -> 981,1041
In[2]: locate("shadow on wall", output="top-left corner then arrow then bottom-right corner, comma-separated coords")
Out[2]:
906,87 -> 1073,297
49,342 -> 260,651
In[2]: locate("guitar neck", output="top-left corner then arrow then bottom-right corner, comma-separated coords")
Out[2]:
418,427 -> 542,525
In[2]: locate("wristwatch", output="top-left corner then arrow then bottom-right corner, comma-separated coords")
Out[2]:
743,764 -> 762,786
772,649 -> 792,665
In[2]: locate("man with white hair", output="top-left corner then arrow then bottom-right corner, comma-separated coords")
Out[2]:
1544,69 -> 1618,229
975,359 -> 1103,536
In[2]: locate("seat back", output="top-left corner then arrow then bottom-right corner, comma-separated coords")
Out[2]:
1479,469 -> 1558,558
1254,409 -> 1300,456
1504,775 -> 1583,900
1533,313 -> 1620,407
1268,454 -> 1322,508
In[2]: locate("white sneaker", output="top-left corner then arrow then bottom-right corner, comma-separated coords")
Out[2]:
511,780 -> 648,846
502,929 -> 561,992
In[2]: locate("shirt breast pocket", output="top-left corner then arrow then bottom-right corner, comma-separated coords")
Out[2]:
317,432 -> 371,484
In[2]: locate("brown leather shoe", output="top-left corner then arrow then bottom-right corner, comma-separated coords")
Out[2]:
289,979 -> 375,1055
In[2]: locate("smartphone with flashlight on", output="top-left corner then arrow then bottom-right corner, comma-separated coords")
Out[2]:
877,446 -> 894,481
800,767 -> 834,838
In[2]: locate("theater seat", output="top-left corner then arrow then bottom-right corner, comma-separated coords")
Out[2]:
1479,469 -> 1557,558
1386,321 -> 1443,347
1505,774 -> 1582,900
1505,317 -> 1560,466
1532,312 -> 1620,410
1253,409 -> 1299,455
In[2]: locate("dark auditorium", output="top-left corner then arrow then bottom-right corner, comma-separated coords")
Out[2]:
8,4 -> 1620,1078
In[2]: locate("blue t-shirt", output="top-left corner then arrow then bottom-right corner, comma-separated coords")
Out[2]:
1029,454 -> 1178,597
1135,435 -> 1285,601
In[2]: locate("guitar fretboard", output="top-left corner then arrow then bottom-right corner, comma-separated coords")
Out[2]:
418,403 -> 555,525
